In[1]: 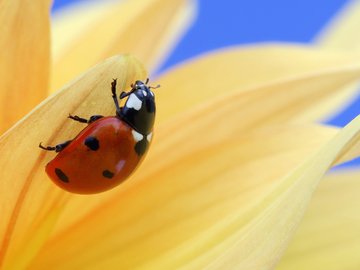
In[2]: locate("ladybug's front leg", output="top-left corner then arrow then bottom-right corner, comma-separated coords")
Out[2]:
111,78 -> 122,116
68,114 -> 103,124
39,140 -> 72,152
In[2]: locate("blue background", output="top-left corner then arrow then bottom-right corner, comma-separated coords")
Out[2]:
52,0 -> 349,75
52,0 -> 360,165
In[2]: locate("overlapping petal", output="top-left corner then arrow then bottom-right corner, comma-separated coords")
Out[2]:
316,0 -> 360,50
274,4 -> 360,268
1,0 -> 360,268
27,123 -> 339,269
187,116 -> 360,269
30,54 -> 360,241
0,55 -> 146,270
157,45 -> 360,123
51,0 -> 196,91
0,55 -> 356,268
268,0 -> 360,266
0,0 -> 51,133
277,170 -> 360,270
26,109 -> 360,268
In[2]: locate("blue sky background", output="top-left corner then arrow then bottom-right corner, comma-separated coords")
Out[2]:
52,0 -> 360,165
52,0 -> 349,71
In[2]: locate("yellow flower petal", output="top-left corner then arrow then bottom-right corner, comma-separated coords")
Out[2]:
26,122 -> 337,269
156,45 -> 360,123
27,111 -> 360,269
2,47 -> 360,268
37,57 -> 360,244
277,170 -> 360,270
316,0 -> 360,50
0,55 -> 146,270
191,116 -> 360,269
314,1 -> 360,124
51,0 -> 196,92
0,0 -> 51,134
52,0 -> 120,62
22,58 -> 360,268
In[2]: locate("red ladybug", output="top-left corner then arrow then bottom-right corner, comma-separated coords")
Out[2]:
40,79 -> 158,194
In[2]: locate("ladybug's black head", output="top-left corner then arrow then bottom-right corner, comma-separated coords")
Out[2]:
120,79 -> 159,135
134,80 -> 149,91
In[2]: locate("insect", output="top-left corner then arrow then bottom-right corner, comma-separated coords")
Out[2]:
39,79 -> 159,194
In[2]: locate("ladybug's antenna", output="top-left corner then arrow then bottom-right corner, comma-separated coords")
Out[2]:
145,78 -> 160,89
149,84 -> 160,89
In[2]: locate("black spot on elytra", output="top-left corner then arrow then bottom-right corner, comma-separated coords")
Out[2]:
84,136 -> 99,151
55,168 -> 69,183
135,138 -> 148,156
102,170 -> 114,179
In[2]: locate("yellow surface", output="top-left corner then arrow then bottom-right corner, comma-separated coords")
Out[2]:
50,0 -> 196,92
277,170 -> 360,270
0,0 -> 51,134
1,0 -> 360,269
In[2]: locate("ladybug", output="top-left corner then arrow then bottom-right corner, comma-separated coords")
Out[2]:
39,79 -> 159,194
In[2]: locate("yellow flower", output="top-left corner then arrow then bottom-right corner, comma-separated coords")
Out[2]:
1,0 -> 360,269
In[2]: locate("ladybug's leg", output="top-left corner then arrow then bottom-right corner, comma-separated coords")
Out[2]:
68,114 -> 103,124
68,114 -> 87,123
39,140 -> 72,152
111,78 -> 122,116
88,115 -> 103,123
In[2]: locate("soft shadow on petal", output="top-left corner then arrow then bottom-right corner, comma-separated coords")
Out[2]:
277,170 -> 360,270
0,55 -> 146,270
156,45 -> 360,123
51,0 -> 196,91
316,0 -> 360,50
0,0 -> 51,134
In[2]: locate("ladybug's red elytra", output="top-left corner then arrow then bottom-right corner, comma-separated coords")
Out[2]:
40,79 -> 159,194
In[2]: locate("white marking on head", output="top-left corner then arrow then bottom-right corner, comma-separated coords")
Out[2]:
147,132 -> 152,142
126,93 -> 142,111
150,91 -> 154,97
132,130 -> 143,142
142,90 -> 147,96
